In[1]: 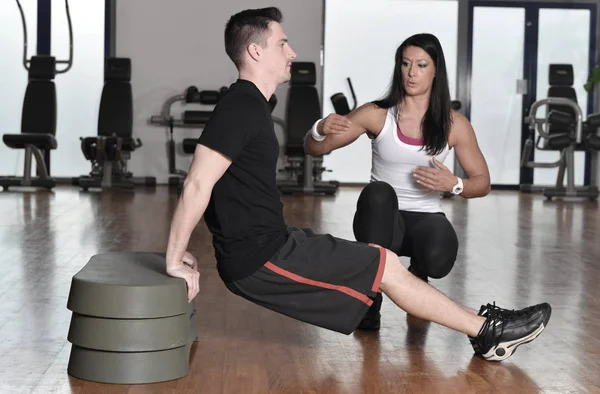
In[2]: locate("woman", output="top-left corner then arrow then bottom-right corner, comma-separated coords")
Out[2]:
304,33 -> 491,330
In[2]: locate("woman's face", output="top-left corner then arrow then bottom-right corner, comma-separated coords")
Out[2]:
400,46 -> 436,97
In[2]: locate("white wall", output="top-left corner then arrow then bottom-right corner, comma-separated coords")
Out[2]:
52,0 -> 105,177
117,0 -> 323,183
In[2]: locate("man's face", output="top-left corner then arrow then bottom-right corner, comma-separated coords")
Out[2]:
261,22 -> 297,84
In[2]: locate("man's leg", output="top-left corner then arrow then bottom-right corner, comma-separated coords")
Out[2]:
380,249 -> 483,336
378,248 -> 552,360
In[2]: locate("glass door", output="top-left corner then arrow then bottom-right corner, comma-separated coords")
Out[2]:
466,1 -> 597,188
468,5 -> 526,186
534,8 -> 592,186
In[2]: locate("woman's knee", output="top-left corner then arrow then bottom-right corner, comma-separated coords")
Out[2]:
420,244 -> 458,279
353,182 -> 403,248
410,215 -> 458,279
357,181 -> 397,210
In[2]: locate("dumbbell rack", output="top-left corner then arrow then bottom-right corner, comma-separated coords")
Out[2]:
149,86 -> 227,189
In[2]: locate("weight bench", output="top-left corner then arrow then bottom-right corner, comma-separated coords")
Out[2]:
77,58 -> 156,191
66,252 -> 198,384
0,56 -> 57,191
522,64 -> 599,200
277,62 -> 339,195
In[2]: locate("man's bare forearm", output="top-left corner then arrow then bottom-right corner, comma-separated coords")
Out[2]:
166,179 -> 211,267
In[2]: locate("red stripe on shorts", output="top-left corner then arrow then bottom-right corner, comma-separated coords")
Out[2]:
368,244 -> 387,293
263,262 -> 374,306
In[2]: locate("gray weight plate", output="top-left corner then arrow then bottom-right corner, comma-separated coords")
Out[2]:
67,310 -> 195,352
67,342 -> 194,384
67,252 -> 192,318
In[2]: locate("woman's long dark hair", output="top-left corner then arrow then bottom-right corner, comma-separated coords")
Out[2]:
373,33 -> 451,156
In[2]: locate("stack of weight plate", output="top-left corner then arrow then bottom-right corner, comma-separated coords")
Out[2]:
65,251 -> 198,384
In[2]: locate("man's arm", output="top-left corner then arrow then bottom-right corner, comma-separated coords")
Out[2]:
165,144 -> 232,301
303,103 -> 383,156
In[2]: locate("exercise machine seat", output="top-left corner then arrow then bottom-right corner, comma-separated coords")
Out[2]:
285,62 -> 321,157
3,56 -> 57,151
77,57 -> 156,190
278,62 -> 338,195
81,58 -> 137,160
66,252 -> 197,384
546,65 -> 600,152
585,113 -> 600,150
520,63 -> 599,200
546,64 -> 577,141
3,134 -> 56,150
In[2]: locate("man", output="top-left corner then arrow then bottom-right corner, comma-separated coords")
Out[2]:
164,7 -> 551,362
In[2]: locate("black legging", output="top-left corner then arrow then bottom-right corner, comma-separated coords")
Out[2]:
353,181 -> 458,280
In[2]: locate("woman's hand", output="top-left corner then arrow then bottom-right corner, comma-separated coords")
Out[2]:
318,114 -> 352,136
413,158 -> 458,193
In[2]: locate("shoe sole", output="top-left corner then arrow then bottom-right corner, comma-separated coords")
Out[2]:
482,308 -> 552,362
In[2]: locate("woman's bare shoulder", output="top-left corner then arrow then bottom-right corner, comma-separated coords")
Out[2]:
350,103 -> 389,136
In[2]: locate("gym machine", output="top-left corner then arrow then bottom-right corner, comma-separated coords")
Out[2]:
277,62 -> 339,195
77,58 -> 156,191
520,64 -> 600,200
0,0 -> 73,191
330,77 -> 357,115
521,97 -> 599,200
149,86 -> 228,188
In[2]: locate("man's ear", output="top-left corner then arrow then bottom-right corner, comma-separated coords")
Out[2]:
247,43 -> 262,62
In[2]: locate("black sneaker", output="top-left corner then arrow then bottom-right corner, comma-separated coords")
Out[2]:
471,302 -> 552,361
468,303 -> 505,348
468,302 -> 539,349
356,292 -> 382,331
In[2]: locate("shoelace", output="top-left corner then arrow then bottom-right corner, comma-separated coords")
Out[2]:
479,303 -> 507,348
484,302 -> 532,321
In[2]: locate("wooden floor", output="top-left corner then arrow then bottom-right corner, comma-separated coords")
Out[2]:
0,185 -> 599,394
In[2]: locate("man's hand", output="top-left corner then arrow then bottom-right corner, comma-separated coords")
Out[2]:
166,251 -> 200,302
413,158 -> 458,193
318,113 -> 352,136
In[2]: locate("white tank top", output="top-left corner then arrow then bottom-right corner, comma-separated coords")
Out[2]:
370,108 -> 450,213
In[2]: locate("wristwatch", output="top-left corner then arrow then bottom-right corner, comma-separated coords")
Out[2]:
451,177 -> 464,195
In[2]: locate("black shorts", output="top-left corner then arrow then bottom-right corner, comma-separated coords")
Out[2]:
224,227 -> 387,335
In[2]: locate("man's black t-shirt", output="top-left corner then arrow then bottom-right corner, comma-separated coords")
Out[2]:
197,79 -> 288,282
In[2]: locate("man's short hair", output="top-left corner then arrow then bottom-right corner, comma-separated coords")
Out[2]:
224,7 -> 283,69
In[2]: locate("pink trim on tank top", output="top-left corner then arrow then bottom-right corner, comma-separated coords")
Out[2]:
396,124 -> 423,146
